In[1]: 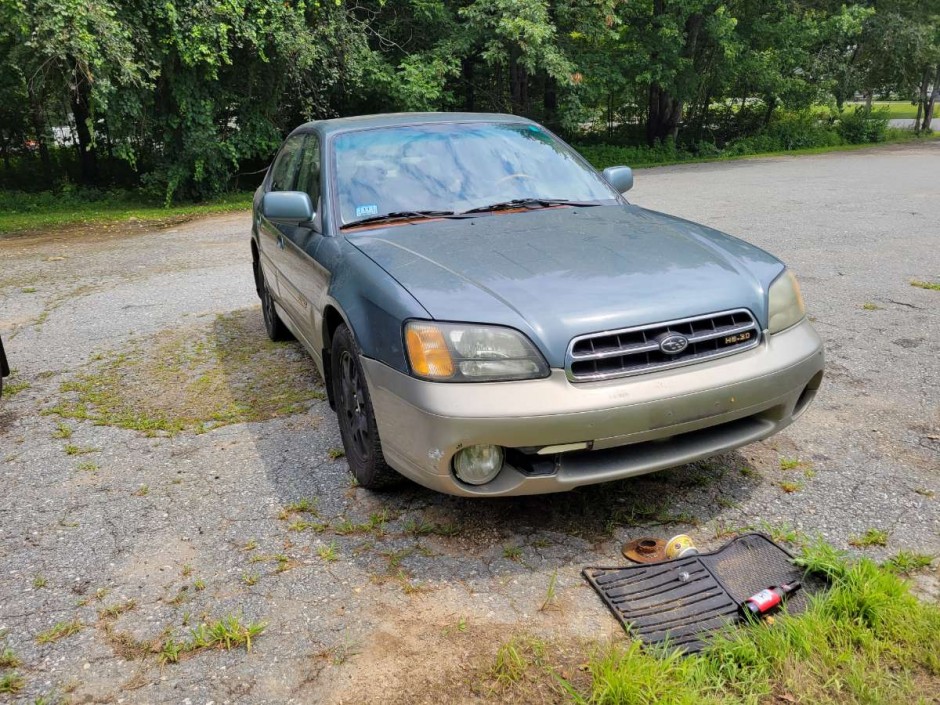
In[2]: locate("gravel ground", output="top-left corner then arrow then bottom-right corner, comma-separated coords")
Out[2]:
0,141 -> 937,704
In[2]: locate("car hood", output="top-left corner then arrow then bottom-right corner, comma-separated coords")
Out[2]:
346,205 -> 784,367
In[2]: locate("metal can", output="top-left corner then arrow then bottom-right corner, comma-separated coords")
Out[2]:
665,534 -> 699,560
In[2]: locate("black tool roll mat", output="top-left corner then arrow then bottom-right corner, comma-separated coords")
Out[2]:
583,532 -> 824,653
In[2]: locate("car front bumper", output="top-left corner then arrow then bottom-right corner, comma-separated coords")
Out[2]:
360,319 -> 825,497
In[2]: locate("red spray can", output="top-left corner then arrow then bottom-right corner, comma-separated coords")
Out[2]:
742,581 -> 801,616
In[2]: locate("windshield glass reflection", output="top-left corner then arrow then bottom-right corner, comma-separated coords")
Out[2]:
332,123 -> 618,225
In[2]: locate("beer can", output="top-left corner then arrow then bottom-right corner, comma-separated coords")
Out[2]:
665,534 -> 699,560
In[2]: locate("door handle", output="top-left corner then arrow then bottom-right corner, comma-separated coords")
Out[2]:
277,234 -> 285,250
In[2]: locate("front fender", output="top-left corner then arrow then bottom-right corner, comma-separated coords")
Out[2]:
324,241 -> 430,374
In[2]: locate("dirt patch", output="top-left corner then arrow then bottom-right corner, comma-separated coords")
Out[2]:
47,308 -> 326,434
316,586 -> 610,704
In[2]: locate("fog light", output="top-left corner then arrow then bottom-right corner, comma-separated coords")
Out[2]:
453,445 -> 504,485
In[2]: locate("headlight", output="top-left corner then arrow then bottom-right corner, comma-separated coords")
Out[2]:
404,321 -> 549,382
768,270 -> 806,334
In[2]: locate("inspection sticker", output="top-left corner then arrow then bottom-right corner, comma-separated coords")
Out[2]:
355,204 -> 379,217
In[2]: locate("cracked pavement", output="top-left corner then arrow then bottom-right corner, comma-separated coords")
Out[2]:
0,141 -> 938,703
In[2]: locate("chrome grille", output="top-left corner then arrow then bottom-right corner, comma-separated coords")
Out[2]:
566,309 -> 761,382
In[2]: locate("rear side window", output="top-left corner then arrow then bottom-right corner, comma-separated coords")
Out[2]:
269,135 -> 305,191
295,134 -> 321,208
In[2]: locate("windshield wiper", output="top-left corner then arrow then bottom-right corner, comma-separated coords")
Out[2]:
460,198 -> 602,215
341,210 -> 469,229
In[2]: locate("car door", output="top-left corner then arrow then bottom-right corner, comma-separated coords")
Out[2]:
258,134 -> 306,300
274,133 -> 331,357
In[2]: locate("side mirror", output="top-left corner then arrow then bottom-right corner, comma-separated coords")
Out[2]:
262,191 -> 314,224
602,166 -> 634,194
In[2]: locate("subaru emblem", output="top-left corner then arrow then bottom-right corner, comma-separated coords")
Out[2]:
658,333 -> 689,355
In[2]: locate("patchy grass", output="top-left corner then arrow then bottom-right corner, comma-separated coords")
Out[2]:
779,457 -> 803,470
77,461 -> 99,472
849,528 -> 890,548
2,379 -> 30,396
47,309 -> 325,435
278,497 -> 318,519
317,541 -> 339,563
327,447 -> 346,460
98,600 -> 137,620
884,551 -> 933,574
0,672 -> 25,694
0,647 -> 21,668
503,545 -> 523,562
32,575 -> 48,589
910,279 -> 940,291
861,302 -> 882,311
490,636 -> 550,690
539,570 -> 559,613
751,521 -> 807,547
403,518 -> 461,537
333,511 -> 390,538
0,189 -> 252,235
160,614 -> 266,664
241,572 -> 260,586
133,484 -> 149,497
36,619 -> 82,644
287,519 -> 328,533
778,480 -> 803,494
63,443 -> 98,456
52,422 -> 73,439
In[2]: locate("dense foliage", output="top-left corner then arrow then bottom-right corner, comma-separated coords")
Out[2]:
0,0 -> 937,200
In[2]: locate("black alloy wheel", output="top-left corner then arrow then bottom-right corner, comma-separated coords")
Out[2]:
330,324 -> 398,489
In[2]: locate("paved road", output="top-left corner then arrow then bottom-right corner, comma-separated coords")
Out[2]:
0,142 -> 938,704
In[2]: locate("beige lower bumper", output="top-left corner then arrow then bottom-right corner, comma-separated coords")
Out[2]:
361,319 -> 825,497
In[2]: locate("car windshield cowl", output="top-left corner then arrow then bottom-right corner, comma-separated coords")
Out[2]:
340,210 -> 473,229
459,198 -> 606,215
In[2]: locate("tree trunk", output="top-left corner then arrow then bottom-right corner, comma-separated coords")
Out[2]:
27,84 -> 51,182
508,47 -> 528,115
543,75 -> 558,128
696,92 -> 711,140
914,70 -> 929,133
923,64 -> 940,132
763,97 -> 777,127
647,84 -> 683,145
462,58 -> 475,112
70,79 -> 98,185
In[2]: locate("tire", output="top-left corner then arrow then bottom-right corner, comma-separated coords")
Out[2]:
330,324 -> 399,489
259,268 -> 293,342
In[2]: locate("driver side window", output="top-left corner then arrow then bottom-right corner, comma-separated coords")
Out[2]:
269,135 -> 305,192
295,134 -> 321,210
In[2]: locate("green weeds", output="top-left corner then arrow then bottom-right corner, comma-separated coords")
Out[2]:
884,551 -> 933,574
849,528 -> 889,548
36,620 -> 82,644
317,542 -> 339,563
159,614 -> 266,664
0,671 -> 25,694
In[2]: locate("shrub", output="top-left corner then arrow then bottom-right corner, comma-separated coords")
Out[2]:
837,107 -> 890,144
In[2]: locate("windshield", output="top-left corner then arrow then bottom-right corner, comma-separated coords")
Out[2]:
332,122 -> 619,226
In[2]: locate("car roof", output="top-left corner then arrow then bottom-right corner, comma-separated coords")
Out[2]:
291,112 -> 536,138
